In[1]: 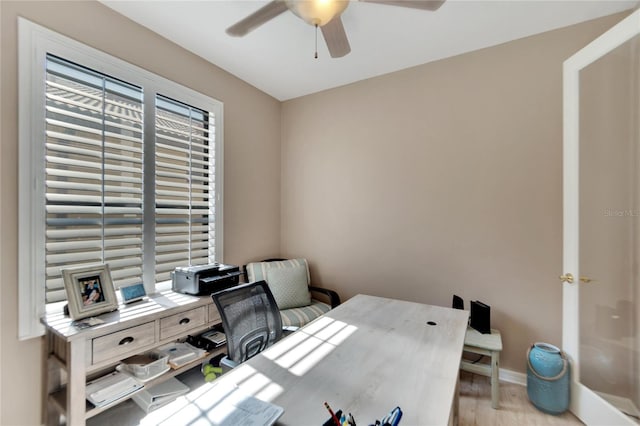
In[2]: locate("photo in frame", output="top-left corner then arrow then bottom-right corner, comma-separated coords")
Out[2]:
62,264 -> 118,320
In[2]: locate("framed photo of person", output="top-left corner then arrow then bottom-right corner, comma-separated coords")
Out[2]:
62,264 -> 118,320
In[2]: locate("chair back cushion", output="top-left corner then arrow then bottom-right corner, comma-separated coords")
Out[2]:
246,259 -> 311,309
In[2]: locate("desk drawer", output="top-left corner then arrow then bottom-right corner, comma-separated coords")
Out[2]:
208,304 -> 221,324
92,322 -> 155,364
160,306 -> 206,340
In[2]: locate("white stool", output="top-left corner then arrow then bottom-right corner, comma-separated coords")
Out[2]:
460,327 -> 503,409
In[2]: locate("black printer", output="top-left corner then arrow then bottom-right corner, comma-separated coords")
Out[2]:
171,263 -> 241,296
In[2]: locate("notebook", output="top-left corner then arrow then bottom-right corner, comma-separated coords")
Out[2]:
86,371 -> 143,407
132,377 -> 190,413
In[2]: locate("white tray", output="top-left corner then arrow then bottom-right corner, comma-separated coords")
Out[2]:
115,363 -> 171,383
157,342 -> 207,369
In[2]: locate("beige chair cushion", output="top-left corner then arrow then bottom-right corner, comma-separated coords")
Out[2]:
280,300 -> 331,328
265,264 -> 311,309
246,259 -> 311,309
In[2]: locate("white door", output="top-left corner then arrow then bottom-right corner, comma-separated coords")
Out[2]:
563,9 -> 640,425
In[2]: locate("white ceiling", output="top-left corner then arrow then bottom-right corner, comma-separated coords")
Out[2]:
100,0 -> 637,101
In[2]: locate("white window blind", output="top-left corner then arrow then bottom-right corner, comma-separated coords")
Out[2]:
154,96 -> 217,281
44,55 -> 144,302
19,19 -> 223,338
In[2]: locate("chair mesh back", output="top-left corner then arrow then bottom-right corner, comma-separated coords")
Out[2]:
212,281 -> 283,364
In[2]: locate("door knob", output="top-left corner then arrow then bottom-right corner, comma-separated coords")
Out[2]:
559,273 -> 574,284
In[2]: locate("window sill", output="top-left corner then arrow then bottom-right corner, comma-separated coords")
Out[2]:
44,280 -> 174,316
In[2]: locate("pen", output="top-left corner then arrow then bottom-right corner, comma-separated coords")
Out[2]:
348,413 -> 356,426
324,401 -> 341,426
384,406 -> 402,426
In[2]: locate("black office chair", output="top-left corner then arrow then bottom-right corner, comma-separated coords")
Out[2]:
211,280 -> 284,372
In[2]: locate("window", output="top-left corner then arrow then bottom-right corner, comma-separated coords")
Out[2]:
44,56 -> 145,303
18,19 -> 223,339
154,96 -> 217,282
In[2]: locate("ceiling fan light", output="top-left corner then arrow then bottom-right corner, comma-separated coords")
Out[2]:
285,0 -> 349,26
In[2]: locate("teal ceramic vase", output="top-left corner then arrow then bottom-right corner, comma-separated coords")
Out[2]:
526,342 -> 570,415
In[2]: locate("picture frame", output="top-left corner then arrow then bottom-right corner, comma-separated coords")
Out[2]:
62,264 -> 119,320
120,282 -> 146,304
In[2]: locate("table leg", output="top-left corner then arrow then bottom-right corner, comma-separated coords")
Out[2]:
449,373 -> 460,426
44,334 -> 59,426
66,339 -> 87,426
490,350 -> 499,409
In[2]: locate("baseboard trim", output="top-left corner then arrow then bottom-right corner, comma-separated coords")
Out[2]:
461,363 -> 527,386
499,367 -> 527,386
595,390 -> 640,418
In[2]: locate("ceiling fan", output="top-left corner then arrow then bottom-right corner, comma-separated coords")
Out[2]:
226,0 -> 446,58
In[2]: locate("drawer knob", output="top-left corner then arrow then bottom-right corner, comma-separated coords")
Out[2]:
179,318 -> 191,325
119,336 -> 135,345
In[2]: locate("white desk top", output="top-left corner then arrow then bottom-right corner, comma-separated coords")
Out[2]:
141,294 -> 469,426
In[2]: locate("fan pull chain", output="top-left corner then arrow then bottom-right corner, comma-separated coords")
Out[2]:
314,24 -> 318,59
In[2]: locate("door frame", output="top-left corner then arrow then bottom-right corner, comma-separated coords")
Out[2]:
563,8 -> 640,425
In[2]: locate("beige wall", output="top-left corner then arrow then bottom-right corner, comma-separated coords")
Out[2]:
0,1 -> 281,424
281,13 -> 627,373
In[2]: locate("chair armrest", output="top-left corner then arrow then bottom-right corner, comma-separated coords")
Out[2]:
242,264 -> 249,282
308,286 -> 341,308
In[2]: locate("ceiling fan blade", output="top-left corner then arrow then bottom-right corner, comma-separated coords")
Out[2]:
321,17 -> 351,58
226,0 -> 289,37
359,0 -> 446,11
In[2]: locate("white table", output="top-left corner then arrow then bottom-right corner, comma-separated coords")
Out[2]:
141,294 -> 469,425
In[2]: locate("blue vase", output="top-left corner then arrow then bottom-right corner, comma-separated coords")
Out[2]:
526,342 -> 570,415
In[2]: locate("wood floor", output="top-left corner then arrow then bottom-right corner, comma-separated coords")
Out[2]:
88,369 -> 584,425
459,371 -> 582,426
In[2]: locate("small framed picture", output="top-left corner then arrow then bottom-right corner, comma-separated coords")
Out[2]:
62,264 -> 118,320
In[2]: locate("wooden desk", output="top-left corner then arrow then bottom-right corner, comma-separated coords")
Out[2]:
42,291 -> 224,426
141,294 -> 470,425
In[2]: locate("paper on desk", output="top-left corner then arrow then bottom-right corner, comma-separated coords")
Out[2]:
212,384 -> 283,426
139,381 -> 284,426
73,317 -> 105,329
